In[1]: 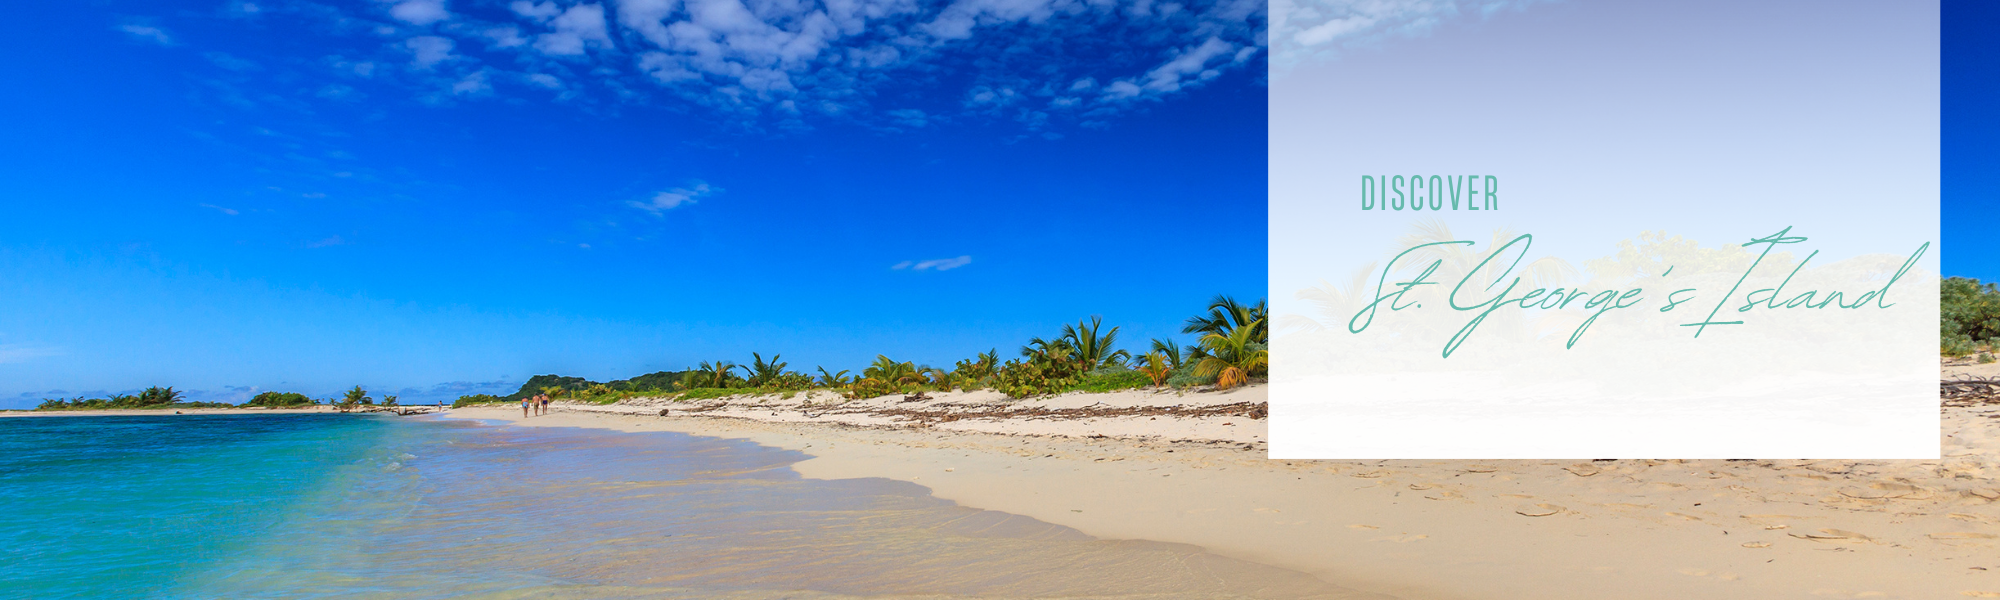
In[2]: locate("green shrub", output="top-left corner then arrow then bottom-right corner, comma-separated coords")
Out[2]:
1943,277 -> 2000,356
1165,362 -> 1216,388
246,391 -> 313,407
451,394 -> 506,408
1072,369 -> 1149,393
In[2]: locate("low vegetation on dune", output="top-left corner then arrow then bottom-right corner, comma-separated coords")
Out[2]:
1945,277 -> 2000,358
32,386 -> 398,412
34,386 -> 234,411
456,294 -> 1272,407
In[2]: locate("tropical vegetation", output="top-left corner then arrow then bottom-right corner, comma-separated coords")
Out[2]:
458,294 -> 1274,405
1944,276 -> 2000,356
32,294 -> 1277,411
37,386 -> 234,411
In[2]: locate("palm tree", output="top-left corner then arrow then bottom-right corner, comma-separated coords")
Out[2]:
1020,336 -> 1074,363
1282,263 -> 1377,334
1183,295 -> 1269,344
1137,352 -> 1173,388
923,366 -> 954,391
816,366 -> 852,388
691,360 -> 739,388
745,353 -> 788,387
136,386 -> 183,407
344,385 -> 372,405
1149,338 -> 1186,369
1392,220 -> 1578,346
1060,315 -> 1130,370
1193,322 -> 1269,390
860,355 -> 921,392
539,385 -> 564,399
1394,220 -> 1575,294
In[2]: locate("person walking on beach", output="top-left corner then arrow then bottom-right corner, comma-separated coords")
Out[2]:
540,394 -> 550,416
522,396 -> 531,418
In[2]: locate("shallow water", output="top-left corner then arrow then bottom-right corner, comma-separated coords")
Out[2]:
1,414 -> 1369,599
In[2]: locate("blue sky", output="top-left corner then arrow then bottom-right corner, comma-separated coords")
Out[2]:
1944,0 -> 1997,283
0,0 -> 1267,407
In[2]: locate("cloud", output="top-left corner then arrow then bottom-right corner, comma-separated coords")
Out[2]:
0,344 -> 61,364
223,0 -> 1271,132
525,73 -> 563,89
886,108 -> 929,128
511,0 -> 563,22
1127,37 -> 1243,97
118,24 -> 174,46
388,0 -> 452,26
893,255 -> 972,271
452,71 -> 492,96
1269,0 -> 1546,71
199,203 -> 240,215
308,235 -> 346,248
533,3 -> 614,57
482,26 -> 531,49
628,182 -> 717,215
405,36 -> 456,69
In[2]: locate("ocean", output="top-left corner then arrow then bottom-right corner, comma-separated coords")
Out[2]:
0,413 -> 1364,599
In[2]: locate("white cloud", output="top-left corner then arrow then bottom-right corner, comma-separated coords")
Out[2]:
278,0 -> 1272,130
482,26 -> 530,49
199,203 -> 240,215
119,24 -> 173,46
531,3 -> 615,57
389,0 -> 452,26
526,72 -> 564,89
512,0 -> 563,22
1103,36 -> 1241,100
627,182 -> 717,215
405,36 -> 455,69
452,71 -> 492,95
1269,0 -> 1545,71
897,255 -> 972,271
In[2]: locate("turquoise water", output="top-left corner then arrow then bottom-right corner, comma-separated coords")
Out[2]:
0,414 -> 1369,599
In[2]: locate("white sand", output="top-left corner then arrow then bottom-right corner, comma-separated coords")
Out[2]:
446,379 -> 2000,600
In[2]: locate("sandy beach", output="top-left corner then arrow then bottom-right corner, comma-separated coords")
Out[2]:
443,376 -> 2000,600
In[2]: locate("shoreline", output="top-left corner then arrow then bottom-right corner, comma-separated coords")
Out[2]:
449,382 -> 2000,600
15,381 -> 1995,599
0,405 -> 446,417
0,406 -> 343,417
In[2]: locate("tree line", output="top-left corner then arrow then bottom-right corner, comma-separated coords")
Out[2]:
460,294 -> 1270,406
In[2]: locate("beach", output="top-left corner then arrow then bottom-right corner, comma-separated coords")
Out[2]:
451,377 -> 2000,600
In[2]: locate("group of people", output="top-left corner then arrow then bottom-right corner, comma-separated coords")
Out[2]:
520,393 -> 551,417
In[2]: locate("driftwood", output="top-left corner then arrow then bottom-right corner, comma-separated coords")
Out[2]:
868,401 -> 1268,425
1941,375 -> 2000,408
